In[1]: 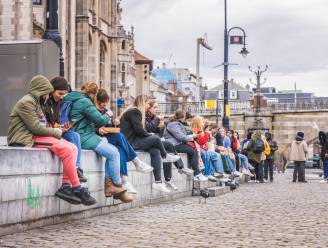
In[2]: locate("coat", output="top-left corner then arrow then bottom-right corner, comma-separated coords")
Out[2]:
64,91 -> 110,149
164,120 -> 193,146
247,131 -> 265,163
7,75 -> 61,147
289,139 -> 308,162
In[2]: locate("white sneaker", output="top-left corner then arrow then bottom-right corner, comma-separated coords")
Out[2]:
208,175 -> 218,182
180,167 -> 194,176
152,182 -> 171,193
242,168 -> 254,177
165,181 -> 178,191
135,161 -> 153,173
233,171 -> 242,177
125,181 -> 137,194
193,174 -> 208,181
319,179 -> 328,183
162,153 -> 181,163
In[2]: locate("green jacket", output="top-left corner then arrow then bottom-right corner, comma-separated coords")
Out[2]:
247,131 -> 264,163
7,75 -> 61,147
64,91 -> 110,149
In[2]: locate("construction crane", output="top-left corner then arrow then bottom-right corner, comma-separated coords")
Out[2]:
196,34 -> 213,86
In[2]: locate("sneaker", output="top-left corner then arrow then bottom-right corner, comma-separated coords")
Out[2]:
125,181 -> 137,194
135,161 -> 153,173
74,187 -> 97,206
233,171 -> 242,177
193,174 -> 208,181
180,167 -> 194,176
213,172 -> 224,178
319,179 -> 328,183
165,181 -> 178,191
208,175 -> 218,182
55,187 -> 81,205
152,182 -> 171,193
162,153 -> 181,163
77,168 -> 88,183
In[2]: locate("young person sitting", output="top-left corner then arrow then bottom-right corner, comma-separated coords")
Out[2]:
65,82 -> 132,202
95,89 -> 153,194
42,76 -> 87,182
7,75 -> 96,205
120,95 -> 181,193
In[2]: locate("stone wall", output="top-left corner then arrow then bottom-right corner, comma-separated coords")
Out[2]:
0,147 -> 192,236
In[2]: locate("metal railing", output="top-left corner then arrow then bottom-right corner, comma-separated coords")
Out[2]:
157,101 -> 328,116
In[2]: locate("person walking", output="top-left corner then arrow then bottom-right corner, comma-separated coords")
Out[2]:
289,132 -> 308,183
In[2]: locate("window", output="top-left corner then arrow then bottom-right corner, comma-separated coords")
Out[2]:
218,91 -> 224,100
230,90 -> 238,99
33,0 -> 42,5
99,42 -> 106,87
121,63 -> 126,72
100,0 -> 109,21
122,40 -> 126,50
121,72 -> 126,84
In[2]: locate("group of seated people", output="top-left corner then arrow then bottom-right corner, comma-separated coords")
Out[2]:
7,75 -> 277,206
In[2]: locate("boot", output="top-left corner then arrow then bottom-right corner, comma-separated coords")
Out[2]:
113,191 -> 133,203
104,178 -> 126,198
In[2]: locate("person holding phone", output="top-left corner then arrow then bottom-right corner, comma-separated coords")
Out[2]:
42,77 -> 87,183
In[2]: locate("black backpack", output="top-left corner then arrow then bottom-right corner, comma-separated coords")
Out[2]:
252,138 -> 265,154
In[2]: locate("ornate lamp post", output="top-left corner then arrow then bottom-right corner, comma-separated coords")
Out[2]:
249,65 -> 268,114
220,0 -> 249,128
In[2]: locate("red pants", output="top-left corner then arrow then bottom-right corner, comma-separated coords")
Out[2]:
34,136 -> 80,187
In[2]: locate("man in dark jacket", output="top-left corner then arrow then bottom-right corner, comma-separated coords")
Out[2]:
319,131 -> 328,183
264,132 -> 278,182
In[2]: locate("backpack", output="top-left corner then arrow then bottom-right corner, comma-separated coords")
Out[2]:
59,101 -> 72,124
252,138 -> 265,154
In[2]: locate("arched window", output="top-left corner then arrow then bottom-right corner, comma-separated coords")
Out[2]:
122,40 -> 126,50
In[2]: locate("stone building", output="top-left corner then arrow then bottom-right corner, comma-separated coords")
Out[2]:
0,0 -> 135,110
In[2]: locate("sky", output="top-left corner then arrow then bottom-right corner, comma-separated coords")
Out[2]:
121,0 -> 328,96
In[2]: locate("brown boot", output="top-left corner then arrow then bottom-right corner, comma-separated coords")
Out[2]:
104,178 -> 126,197
114,191 -> 133,203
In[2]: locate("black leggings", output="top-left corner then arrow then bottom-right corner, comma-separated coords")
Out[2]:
131,135 -> 167,181
174,143 -> 200,176
162,141 -> 185,181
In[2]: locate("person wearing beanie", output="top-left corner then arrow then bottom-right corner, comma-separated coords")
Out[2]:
289,131 -> 308,183
43,76 -> 88,183
7,75 -> 96,206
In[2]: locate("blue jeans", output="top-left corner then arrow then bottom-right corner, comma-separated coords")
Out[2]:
208,151 -> 225,174
200,150 -> 214,176
106,133 -> 137,176
323,159 -> 328,179
62,130 -> 81,168
224,153 -> 236,172
94,140 -> 121,184
238,153 -> 249,169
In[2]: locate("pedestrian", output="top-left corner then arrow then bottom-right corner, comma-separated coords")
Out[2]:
289,131 -> 308,183
247,131 -> 266,183
318,131 -> 328,183
264,132 -> 278,182
7,75 -> 96,205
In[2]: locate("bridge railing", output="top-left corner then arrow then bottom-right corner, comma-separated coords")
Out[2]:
157,101 -> 328,116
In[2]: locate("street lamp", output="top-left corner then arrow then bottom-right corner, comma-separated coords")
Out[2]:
221,0 -> 249,129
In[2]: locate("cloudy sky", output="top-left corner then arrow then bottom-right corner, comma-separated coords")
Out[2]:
121,0 -> 328,96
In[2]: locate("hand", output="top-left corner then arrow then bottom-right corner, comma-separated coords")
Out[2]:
59,127 -> 69,133
106,110 -> 113,117
113,118 -> 120,127
63,122 -> 72,129
98,127 -> 107,135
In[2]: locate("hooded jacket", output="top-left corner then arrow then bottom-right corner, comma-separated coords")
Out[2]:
289,136 -> 308,161
247,131 -> 265,163
7,75 -> 61,147
319,131 -> 328,159
64,91 -> 110,149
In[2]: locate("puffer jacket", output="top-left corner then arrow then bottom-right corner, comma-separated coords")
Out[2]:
289,137 -> 308,161
164,120 -> 193,146
7,75 -> 61,147
64,91 -> 110,149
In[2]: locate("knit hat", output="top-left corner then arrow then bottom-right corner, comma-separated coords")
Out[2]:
50,77 -> 69,91
296,131 -> 304,140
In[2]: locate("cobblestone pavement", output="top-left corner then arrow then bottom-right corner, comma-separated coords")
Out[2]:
1,173 -> 328,248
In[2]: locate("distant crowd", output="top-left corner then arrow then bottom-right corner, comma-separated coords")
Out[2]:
7,75 -> 328,206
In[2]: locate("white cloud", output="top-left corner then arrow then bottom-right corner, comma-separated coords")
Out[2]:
121,0 -> 328,96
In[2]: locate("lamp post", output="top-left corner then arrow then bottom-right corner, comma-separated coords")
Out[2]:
221,0 -> 249,129
43,0 -> 64,76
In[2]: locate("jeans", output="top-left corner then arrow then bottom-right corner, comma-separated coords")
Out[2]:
200,149 -> 214,176
175,143 -> 200,176
106,133 -> 137,176
223,153 -> 236,172
323,159 -> 328,179
131,135 -> 167,181
264,159 -> 274,180
238,153 -> 249,170
293,161 -> 305,182
94,140 -> 121,184
62,130 -> 81,168
250,159 -> 263,182
208,151 -> 225,174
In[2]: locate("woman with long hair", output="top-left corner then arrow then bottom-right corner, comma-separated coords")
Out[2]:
64,82 -> 132,203
95,89 -> 153,194
120,95 -> 181,193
